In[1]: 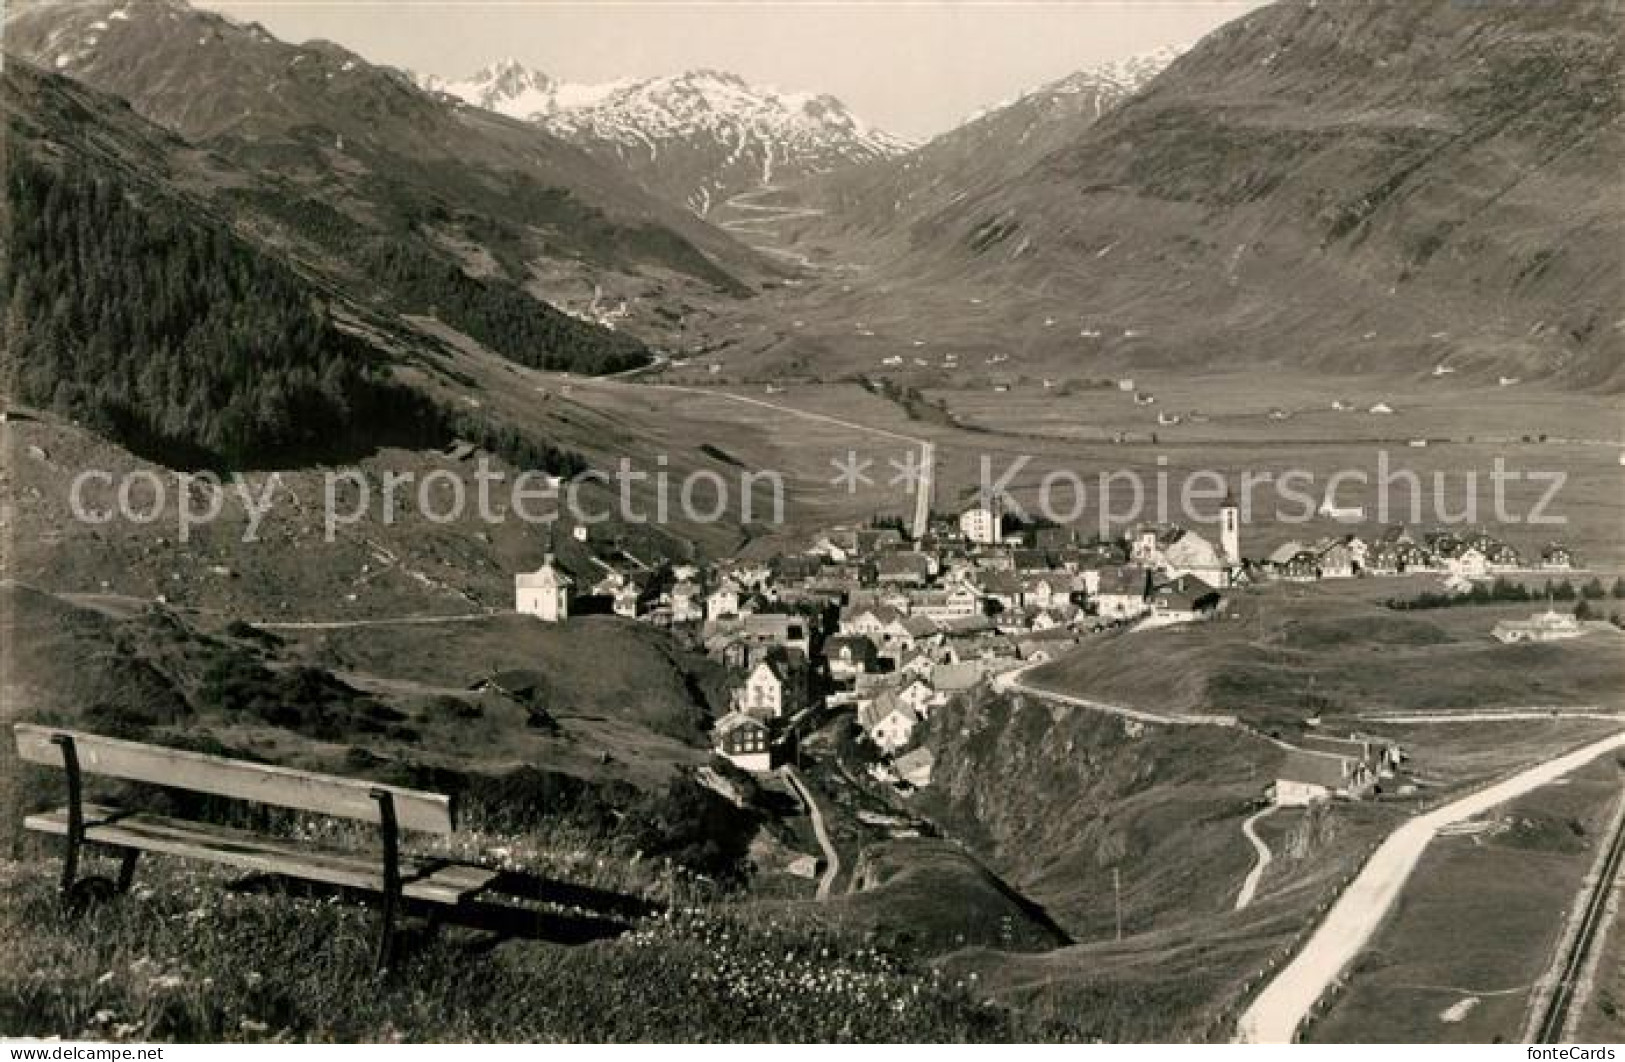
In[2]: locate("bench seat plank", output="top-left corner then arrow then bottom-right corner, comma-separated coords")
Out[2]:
24,805 -> 497,905
14,725 -> 455,834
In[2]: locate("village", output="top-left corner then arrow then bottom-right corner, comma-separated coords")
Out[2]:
513,497 -> 1597,810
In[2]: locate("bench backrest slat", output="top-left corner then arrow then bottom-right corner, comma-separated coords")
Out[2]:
14,725 -> 455,834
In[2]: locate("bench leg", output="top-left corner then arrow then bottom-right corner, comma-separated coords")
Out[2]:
115,849 -> 140,894
370,788 -> 402,973
375,887 -> 401,972
52,735 -> 84,898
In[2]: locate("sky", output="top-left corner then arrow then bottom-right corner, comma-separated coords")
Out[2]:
195,0 -> 1267,140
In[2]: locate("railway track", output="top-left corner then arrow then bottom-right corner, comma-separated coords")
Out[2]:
1533,786 -> 1625,1042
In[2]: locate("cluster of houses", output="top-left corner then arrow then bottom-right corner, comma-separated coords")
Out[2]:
511,507 -> 1581,786
510,506 -> 1255,780
1263,527 -> 1576,588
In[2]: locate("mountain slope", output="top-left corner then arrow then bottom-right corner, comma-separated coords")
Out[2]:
420,61 -> 908,215
806,49 -> 1178,240
3,0 -> 772,345
822,0 -> 1623,386
0,60 -> 457,468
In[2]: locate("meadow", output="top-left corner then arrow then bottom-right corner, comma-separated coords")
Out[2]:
1304,754 -> 1625,1043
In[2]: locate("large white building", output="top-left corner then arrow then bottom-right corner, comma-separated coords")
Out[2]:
515,554 -> 572,622
959,504 -> 1003,545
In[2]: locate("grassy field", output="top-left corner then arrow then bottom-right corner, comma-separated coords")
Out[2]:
0,583 -> 730,861
0,852 -> 1082,1042
1305,755 -> 1625,1044
1026,586 -> 1625,729
613,375 -> 1625,568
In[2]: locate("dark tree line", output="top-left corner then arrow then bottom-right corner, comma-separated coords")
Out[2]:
5,153 -> 440,467
1386,576 -> 1624,611
357,240 -> 652,375
233,186 -> 655,376
6,152 -> 596,478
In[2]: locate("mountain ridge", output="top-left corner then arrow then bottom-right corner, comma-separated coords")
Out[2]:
417,59 -> 909,215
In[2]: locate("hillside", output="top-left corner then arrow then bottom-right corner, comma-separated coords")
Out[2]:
744,0 -> 1624,388
3,0 -> 771,347
795,49 -> 1177,242
1026,589 -> 1625,726
421,62 -> 908,216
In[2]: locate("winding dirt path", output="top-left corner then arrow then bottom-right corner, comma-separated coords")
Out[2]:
782,765 -> 841,900
1235,807 -> 1276,911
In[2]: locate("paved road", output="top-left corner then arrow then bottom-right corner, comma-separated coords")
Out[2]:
1235,807 -> 1276,911
1236,727 -> 1625,1043
250,612 -> 494,631
782,765 -> 841,900
992,660 -> 1240,728
1358,709 -> 1625,725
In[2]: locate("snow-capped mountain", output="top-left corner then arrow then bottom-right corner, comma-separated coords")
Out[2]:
418,61 -> 909,215
956,47 -> 1181,128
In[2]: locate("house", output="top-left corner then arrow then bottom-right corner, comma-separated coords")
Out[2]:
875,552 -> 935,586
1027,573 -> 1081,611
897,648 -> 939,680
897,678 -> 936,717
515,555 -> 573,622
1366,543 -> 1402,575
706,579 -> 742,620
730,562 -> 773,591
1492,609 -> 1587,644
808,536 -> 850,564
959,505 -> 1003,545
1317,542 -> 1356,579
860,691 -> 919,754
773,555 -> 824,584
714,712 -> 773,773
909,584 -> 980,620
851,528 -> 906,555
1280,550 -> 1321,582
1445,547 -> 1489,578
824,635 -> 880,680
613,581 -> 645,618
736,658 -> 801,719
1540,543 -> 1575,570
669,580 -> 704,623
717,638 -> 753,671
977,571 -> 1025,612
1142,573 -> 1223,627
1273,750 -> 1375,806
1161,529 -> 1229,586
739,614 -> 812,656
840,605 -> 907,642
1093,566 -> 1151,619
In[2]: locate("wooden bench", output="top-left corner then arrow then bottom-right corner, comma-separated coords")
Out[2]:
15,723 -> 499,968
